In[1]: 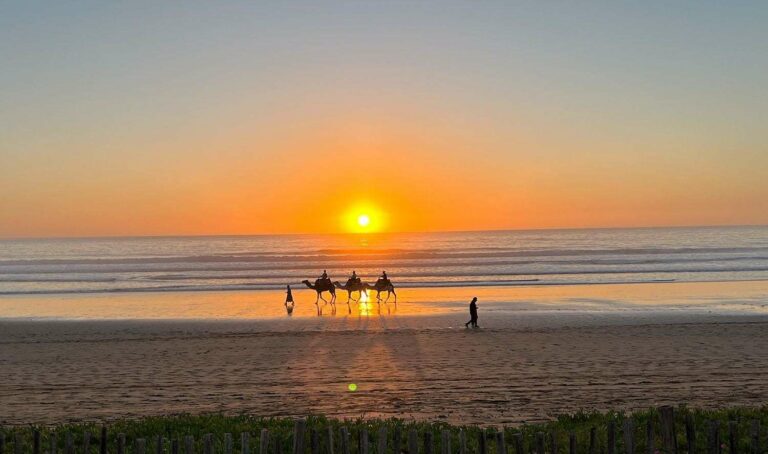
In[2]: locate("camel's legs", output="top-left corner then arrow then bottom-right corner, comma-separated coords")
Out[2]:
318,292 -> 329,315
391,288 -> 397,303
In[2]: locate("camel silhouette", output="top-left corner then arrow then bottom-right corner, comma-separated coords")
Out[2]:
364,278 -> 397,303
301,279 -> 336,314
333,278 -> 368,314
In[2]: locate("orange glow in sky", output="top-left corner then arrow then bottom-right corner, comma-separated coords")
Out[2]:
1,3 -> 767,238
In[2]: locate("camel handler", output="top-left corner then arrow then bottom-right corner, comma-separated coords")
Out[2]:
285,284 -> 295,315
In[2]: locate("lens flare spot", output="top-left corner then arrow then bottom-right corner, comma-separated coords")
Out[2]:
348,383 -> 358,391
357,214 -> 370,227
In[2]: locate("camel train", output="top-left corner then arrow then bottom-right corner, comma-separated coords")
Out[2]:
301,271 -> 396,315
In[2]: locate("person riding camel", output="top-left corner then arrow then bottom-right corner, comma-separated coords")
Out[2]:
350,270 -> 360,285
319,270 -> 329,283
380,271 -> 389,284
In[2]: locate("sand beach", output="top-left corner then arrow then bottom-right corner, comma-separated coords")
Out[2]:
2,280 -> 768,426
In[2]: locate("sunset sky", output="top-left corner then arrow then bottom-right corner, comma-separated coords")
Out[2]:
1,2 -> 767,237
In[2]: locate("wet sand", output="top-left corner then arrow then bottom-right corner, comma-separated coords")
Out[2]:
2,309 -> 768,426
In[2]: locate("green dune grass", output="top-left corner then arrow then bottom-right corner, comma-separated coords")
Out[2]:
1,407 -> 766,454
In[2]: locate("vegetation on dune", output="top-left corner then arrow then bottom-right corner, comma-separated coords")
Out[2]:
1,406 -> 767,454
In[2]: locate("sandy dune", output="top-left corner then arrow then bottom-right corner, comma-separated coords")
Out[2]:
2,311 -> 768,426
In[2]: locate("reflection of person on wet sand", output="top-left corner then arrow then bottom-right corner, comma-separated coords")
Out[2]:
464,297 -> 478,328
285,285 -> 295,316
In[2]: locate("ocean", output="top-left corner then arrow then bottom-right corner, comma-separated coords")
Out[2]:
1,226 -> 767,296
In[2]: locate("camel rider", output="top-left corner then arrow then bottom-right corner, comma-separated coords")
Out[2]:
350,270 -> 360,285
319,270 -> 329,283
380,271 -> 388,284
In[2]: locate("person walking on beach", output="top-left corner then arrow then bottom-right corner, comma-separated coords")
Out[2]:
465,297 -> 478,328
285,284 -> 295,316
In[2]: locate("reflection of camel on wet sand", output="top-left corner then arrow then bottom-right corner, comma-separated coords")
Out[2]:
301,279 -> 336,314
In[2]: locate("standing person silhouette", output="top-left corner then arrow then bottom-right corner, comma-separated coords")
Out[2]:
464,297 -> 478,328
285,284 -> 295,315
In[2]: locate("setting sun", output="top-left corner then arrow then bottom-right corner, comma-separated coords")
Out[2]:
343,203 -> 387,233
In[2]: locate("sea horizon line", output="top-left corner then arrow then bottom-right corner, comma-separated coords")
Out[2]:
1,223 -> 767,242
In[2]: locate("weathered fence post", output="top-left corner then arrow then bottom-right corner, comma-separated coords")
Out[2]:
685,415 -> 695,454
424,432 -> 433,454
749,421 -> 760,454
459,430 -> 467,454
183,435 -> 194,454
646,420 -> 655,454
513,434 -> 523,454
33,430 -> 41,454
118,434 -> 127,454
260,430 -> 269,454
707,421 -> 720,454
65,433 -> 74,454
340,428 -> 350,454
440,431 -> 450,454
589,428 -> 596,454
408,430 -> 418,454
569,434 -> 576,454
477,431 -> 486,454
51,433 -> 58,454
155,436 -> 164,454
223,434 -> 232,454
360,429 -> 369,454
728,422 -> 737,454
100,428 -> 108,454
378,428 -> 388,454
171,440 -> 179,454
536,433 -> 545,454
14,434 -> 23,454
608,422 -> 616,454
136,438 -> 147,454
84,433 -> 92,454
310,430 -> 320,454
623,420 -> 636,454
496,430 -> 505,454
392,428 -> 401,454
242,432 -> 250,454
659,407 -> 677,454
551,431 -> 558,454
203,435 -> 213,454
293,420 -> 306,454
327,428 -> 335,454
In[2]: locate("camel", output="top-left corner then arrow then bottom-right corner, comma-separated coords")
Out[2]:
333,278 -> 369,314
364,278 -> 397,303
333,279 -> 368,302
302,279 -> 336,314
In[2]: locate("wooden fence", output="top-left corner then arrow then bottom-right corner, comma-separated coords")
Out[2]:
0,407 -> 763,454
